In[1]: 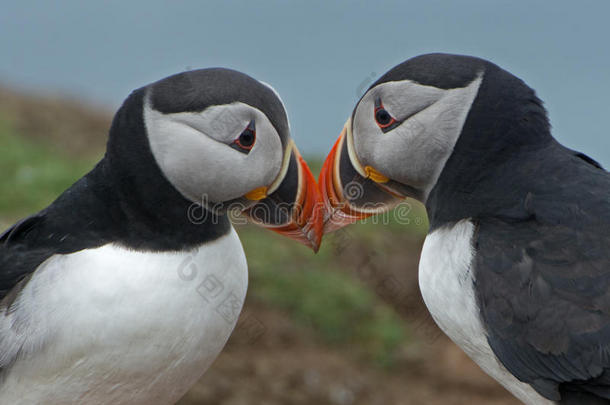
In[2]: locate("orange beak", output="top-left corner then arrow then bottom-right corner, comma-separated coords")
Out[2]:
319,120 -> 404,234
319,126 -> 372,233
245,143 -> 323,252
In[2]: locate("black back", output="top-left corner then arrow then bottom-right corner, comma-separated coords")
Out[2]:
473,147 -> 610,401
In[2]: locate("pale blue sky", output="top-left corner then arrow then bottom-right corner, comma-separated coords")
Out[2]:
1,1 -> 609,164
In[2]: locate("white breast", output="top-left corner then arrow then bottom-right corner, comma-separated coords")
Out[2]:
0,227 -> 248,405
418,220 -> 553,405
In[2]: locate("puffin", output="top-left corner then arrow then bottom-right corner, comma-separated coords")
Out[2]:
0,68 -> 322,404
319,53 -> 610,404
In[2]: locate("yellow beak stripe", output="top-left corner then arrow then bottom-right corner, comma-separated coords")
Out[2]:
364,166 -> 389,183
244,186 -> 268,201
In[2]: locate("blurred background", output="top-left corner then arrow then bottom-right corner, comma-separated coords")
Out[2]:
1,1 -> 608,404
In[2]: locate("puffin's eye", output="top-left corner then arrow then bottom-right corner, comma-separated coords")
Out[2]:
231,120 -> 256,153
374,98 -> 398,131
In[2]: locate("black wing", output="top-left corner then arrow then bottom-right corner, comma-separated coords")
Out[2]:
0,213 -> 52,301
475,162 -> 610,402
0,170 -> 116,302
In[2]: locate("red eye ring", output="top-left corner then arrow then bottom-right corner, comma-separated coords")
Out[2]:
232,121 -> 256,153
374,99 -> 397,129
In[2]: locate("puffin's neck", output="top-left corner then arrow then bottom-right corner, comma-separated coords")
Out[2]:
38,157 -> 231,253
95,157 -> 232,251
425,142 -> 551,231
425,106 -> 556,230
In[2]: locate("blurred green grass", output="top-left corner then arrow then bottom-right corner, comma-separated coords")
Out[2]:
0,116 -> 102,221
0,115 -> 427,367
239,225 -> 409,366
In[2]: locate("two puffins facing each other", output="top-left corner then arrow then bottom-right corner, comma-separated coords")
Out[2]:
2,53 -> 608,405
0,68 -> 322,404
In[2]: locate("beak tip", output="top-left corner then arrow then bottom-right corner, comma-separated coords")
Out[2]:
252,144 -> 326,253
307,237 -> 321,253
309,229 -> 322,253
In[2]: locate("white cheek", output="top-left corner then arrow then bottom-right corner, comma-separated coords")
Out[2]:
353,77 -> 482,196
383,101 -> 461,188
145,104 -> 283,203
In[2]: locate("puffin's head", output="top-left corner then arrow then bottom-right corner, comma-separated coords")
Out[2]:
319,53 -> 546,232
121,68 -> 322,250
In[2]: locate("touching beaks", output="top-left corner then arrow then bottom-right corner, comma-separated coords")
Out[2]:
319,118 -> 405,234
244,141 -> 323,252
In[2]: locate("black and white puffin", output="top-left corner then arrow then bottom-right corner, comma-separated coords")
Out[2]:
0,68 -> 322,404
319,53 -> 610,404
